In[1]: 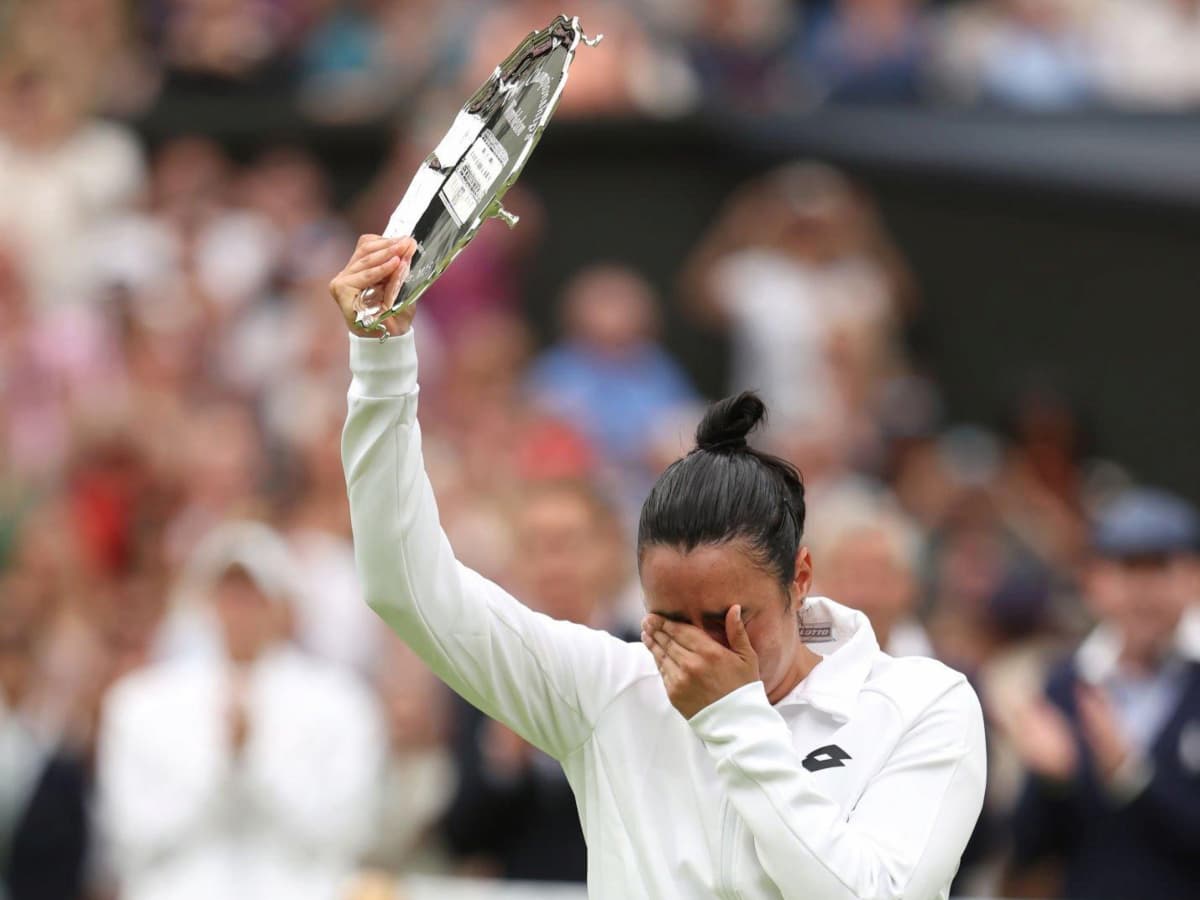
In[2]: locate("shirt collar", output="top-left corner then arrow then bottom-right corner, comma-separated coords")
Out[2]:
1077,604 -> 1200,684
774,596 -> 881,722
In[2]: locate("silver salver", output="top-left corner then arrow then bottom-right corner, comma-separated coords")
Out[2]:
355,15 -> 601,331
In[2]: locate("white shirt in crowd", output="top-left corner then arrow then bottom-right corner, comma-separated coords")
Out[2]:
0,120 -> 143,307
342,331 -> 986,900
97,646 -> 384,900
711,249 -> 890,432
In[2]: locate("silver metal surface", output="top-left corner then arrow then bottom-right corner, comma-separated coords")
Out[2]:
355,15 -> 601,332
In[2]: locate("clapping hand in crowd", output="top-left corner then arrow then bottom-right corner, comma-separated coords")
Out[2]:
1075,683 -> 1133,781
1000,685 -> 1132,784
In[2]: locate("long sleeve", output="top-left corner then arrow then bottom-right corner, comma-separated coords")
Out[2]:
689,679 -> 986,900
341,331 -> 642,761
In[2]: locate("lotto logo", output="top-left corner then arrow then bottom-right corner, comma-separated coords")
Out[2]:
802,744 -> 852,772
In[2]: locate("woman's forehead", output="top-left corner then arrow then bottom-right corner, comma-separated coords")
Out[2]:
640,542 -> 778,612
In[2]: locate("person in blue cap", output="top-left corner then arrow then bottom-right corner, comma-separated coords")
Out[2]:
1005,486 -> 1200,900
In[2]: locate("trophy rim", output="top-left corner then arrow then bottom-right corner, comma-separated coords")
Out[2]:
363,15 -> 594,330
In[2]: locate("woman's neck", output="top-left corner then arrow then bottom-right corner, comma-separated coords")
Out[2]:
767,642 -> 824,705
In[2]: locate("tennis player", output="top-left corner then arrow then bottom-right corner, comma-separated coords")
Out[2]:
332,235 -> 986,899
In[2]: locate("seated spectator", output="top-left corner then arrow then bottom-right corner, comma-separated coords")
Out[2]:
461,0 -> 660,118
0,571 -> 90,900
443,479 -> 629,882
932,0 -> 1095,109
683,0 -> 799,112
808,484 -> 934,657
1001,487 -> 1200,900
154,0 -> 293,84
361,632 -> 456,876
1085,0 -> 1200,109
527,265 -> 696,512
802,0 -> 929,104
298,0 -> 475,123
0,38 -> 144,309
96,522 -> 385,900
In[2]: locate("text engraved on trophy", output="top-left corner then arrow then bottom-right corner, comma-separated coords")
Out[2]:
439,129 -> 510,226
531,69 -> 553,127
503,103 -> 528,138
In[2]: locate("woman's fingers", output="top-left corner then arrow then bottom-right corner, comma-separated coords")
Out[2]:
382,254 -> 414,310
391,236 -> 419,259
349,241 -> 405,273
661,620 -> 719,653
345,256 -> 402,290
330,235 -> 419,337
644,635 -> 667,669
652,629 -> 698,667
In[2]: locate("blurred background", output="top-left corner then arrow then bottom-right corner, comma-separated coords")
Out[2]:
2,1 -> 1200,899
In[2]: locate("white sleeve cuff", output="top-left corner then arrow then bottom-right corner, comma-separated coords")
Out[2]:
349,330 -> 418,399
688,681 -> 776,748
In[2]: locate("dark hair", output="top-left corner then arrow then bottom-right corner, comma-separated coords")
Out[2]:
636,392 -> 806,586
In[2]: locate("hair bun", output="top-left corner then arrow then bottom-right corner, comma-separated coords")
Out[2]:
695,391 -> 766,453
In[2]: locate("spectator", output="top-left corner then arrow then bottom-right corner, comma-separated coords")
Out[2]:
154,0 -> 294,84
803,0 -> 930,104
272,389 -> 383,674
681,163 -> 910,446
96,522 -> 385,900
0,571 -> 90,900
443,479 -> 630,883
362,632 -> 456,876
923,442 -> 1055,678
298,0 -> 474,123
527,265 -> 696,512
932,0 -> 1095,109
1086,0 -> 1200,109
1002,487 -> 1200,899
808,484 -> 934,657
0,36 -> 145,309
683,0 -> 799,112
461,0 -> 662,118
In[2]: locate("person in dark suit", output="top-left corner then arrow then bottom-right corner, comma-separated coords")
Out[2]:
442,479 -> 630,882
0,579 -> 90,900
1005,487 -> 1200,900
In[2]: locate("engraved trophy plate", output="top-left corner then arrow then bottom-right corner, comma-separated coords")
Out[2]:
355,15 -> 601,330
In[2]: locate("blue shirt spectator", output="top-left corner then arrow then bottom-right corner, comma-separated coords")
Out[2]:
1005,488 -> 1200,899
803,0 -> 928,103
526,265 -> 697,475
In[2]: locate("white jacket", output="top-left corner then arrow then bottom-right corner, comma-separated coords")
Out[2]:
342,331 -> 986,899
96,647 -> 385,900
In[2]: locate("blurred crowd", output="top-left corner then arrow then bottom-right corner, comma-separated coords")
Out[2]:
5,0 -> 1200,127
3,1 -> 1200,900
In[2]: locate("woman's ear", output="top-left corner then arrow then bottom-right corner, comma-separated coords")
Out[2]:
793,546 -> 814,598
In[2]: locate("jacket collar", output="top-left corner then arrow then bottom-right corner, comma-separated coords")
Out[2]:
774,596 -> 881,722
1076,605 -> 1200,685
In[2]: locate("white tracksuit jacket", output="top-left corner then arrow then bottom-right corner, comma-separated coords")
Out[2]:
342,331 -> 987,899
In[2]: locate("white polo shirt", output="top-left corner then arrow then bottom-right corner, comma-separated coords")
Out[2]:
343,331 -> 986,900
